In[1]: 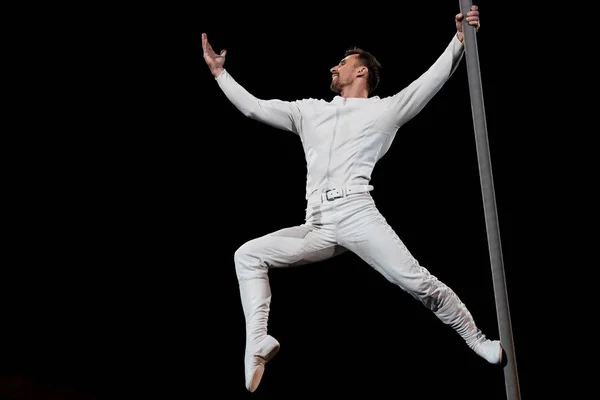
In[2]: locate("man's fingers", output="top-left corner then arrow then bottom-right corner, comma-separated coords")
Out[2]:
457,6 -> 479,20
466,15 -> 479,25
202,33 -> 209,53
202,32 -> 215,54
468,5 -> 479,25
456,7 -> 479,30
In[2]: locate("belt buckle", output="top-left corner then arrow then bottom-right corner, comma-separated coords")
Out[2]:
325,188 -> 342,201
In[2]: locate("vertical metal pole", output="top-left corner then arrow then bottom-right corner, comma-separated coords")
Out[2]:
458,1 -> 521,399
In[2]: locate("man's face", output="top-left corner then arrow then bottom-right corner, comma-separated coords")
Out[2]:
329,54 -> 360,94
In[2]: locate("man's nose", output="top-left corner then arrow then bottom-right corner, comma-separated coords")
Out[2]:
330,66 -> 338,73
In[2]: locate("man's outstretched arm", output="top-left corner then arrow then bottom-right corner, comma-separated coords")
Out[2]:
202,33 -> 301,134
385,5 -> 481,127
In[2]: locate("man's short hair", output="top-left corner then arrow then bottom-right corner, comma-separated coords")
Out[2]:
344,47 -> 382,95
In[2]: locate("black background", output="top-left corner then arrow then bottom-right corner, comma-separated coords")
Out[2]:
2,2 -> 541,399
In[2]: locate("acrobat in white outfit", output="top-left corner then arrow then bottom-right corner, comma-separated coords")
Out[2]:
202,5 -> 500,393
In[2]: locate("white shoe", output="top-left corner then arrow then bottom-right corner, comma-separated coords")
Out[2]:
473,339 -> 503,365
245,335 -> 280,392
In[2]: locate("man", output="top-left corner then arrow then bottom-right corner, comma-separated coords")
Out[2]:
202,5 -> 501,393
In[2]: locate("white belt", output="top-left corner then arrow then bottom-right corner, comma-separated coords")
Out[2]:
310,185 -> 374,203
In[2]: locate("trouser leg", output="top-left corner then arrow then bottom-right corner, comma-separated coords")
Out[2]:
233,224 -> 343,390
337,196 -> 502,364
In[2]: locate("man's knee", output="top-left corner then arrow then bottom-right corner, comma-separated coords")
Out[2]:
400,265 -> 447,309
234,239 -> 267,279
234,240 -> 257,267
389,261 -> 430,293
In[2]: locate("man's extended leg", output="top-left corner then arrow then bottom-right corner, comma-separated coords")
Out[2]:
336,195 -> 503,365
234,223 -> 344,392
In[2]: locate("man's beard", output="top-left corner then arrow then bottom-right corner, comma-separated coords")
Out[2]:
330,77 -> 341,93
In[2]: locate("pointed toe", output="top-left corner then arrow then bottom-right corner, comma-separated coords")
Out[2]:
473,339 -> 503,365
244,335 -> 280,392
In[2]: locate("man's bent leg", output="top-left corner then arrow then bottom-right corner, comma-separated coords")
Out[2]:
338,199 -> 502,365
234,224 -> 342,391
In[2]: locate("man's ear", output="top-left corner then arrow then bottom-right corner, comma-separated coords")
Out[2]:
356,66 -> 368,78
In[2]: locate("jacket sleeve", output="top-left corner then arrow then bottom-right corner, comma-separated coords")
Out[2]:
385,35 -> 465,127
215,69 -> 301,134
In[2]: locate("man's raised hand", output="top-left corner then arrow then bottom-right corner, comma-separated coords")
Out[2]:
455,5 -> 480,43
202,33 -> 226,78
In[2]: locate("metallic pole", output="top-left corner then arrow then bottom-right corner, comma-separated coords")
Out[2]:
458,1 -> 521,399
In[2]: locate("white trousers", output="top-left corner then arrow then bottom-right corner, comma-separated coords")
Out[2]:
235,192 -> 486,352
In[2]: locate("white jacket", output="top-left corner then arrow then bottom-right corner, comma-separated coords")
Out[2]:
215,36 -> 465,200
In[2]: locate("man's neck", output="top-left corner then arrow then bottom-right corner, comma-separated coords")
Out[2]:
340,85 -> 369,99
